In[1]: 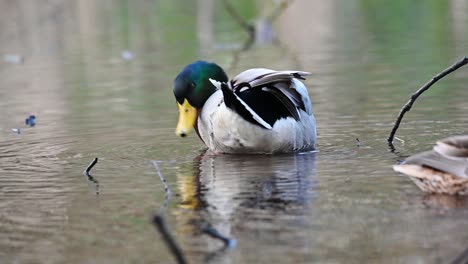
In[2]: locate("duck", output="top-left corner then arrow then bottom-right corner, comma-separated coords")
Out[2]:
172,60 -> 316,154
393,135 -> 468,195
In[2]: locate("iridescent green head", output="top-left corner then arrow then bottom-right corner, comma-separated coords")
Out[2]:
173,61 -> 228,137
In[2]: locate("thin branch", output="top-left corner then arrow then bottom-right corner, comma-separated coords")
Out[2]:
83,158 -> 99,194
152,214 -> 188,264
388,56 -> 468,146
83,157 -> 98,177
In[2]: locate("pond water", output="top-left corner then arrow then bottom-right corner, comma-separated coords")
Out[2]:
1,1 -> 468,263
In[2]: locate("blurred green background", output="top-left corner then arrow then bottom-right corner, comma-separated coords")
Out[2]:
1,1 -> 467,263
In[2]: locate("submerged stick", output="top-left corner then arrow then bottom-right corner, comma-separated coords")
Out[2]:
152,214 -> 188,264
84,158 -> 98,177
387,57 -> 468,146
83,158 -> 99,194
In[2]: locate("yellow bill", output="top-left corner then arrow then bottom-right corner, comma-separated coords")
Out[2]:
175,99 -> 197,137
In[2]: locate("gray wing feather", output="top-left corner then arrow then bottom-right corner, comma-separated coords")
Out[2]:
404,150 -> 468,178
435,135 -> 468,157
232,68 -> 311,88
231,68 -> 312,118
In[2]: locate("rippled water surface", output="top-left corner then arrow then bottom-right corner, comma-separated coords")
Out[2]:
1,1 -> 468,263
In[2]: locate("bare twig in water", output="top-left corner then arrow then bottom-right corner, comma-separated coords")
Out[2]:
201,223 -> 236,249
83,158 -> 99,194
387,57 -> 468,147
84,157 -> 98,177
152,214 -> 188,264
356,138 -> 361,147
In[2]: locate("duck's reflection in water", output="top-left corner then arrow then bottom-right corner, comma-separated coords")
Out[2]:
423,193 -> 468,209
175,151 -> 317,263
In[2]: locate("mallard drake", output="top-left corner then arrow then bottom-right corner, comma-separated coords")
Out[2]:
173,61 -> 316,154
393,135 -> 468,195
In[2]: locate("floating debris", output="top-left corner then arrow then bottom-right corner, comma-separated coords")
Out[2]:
3,54 -> 24,64
11,128 -> 20,134
25,115 -> 36,127
121,50 -> 134,61
356,138 -> 361,147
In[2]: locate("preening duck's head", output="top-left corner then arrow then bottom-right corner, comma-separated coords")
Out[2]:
173,61 -> 228,137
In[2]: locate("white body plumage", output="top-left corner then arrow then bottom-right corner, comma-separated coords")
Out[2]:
197,72 -> 317,154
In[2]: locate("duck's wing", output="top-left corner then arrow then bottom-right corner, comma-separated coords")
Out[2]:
232,69 -> 311,113
231,68 -> 311,88
214,68 -> 312,129
402,150 -> 468,178
434,135 -> 468,158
